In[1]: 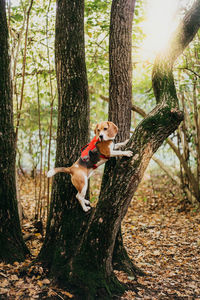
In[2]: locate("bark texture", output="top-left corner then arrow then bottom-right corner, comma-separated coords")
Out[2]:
103,0 -> 141,277
109,0 -> 136,141
0,0 -> 29,262
39,0 -> 90,272
58,2 -> 199,298
39,1 -> 200,299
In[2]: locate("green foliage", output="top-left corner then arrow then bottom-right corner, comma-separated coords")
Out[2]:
85,0 -> 111,128
8,0 -> 200,194
9,0 -> 57,171
175,32 -> 200,167
7,0 -> 158,170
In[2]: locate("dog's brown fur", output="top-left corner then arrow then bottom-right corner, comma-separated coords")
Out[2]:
47,121 -> 133,211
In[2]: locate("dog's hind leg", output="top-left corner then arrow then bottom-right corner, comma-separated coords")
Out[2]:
71,172 -> 91,212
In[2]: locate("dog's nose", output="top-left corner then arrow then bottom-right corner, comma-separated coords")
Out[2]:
99,135 -> 103,141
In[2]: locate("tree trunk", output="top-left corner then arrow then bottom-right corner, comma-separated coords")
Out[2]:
56,2 -> 199,298
0,0 -> 29,263
109,0 -> 135,141
104,0 -> 142,278
65,108 -> 183,299
39,0 -> 90,272
39,1 -> 200,299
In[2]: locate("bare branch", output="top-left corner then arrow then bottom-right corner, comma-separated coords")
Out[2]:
16,69 -> 55,77
15,0 -> 34,142
178,67 -> 200,78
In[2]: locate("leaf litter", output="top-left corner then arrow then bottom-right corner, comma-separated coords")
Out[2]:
0,172 -> 200,299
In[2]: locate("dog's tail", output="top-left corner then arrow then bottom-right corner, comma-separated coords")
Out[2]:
47,167 -> 71,178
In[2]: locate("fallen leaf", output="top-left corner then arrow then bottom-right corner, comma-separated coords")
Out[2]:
0,279 -> 9,287
42,279 -> 50,285
61,290 -> 74,298
10,274 -> 18,281
153,250 -> 160,256
0,288 -> 9,294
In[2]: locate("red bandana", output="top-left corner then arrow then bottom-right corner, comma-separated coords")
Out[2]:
81,136 -> 99,158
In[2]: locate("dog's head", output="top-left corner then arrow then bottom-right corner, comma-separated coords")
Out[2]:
94,121 -> 118,141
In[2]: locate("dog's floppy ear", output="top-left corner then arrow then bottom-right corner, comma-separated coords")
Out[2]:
94,124 -> 99,135
107,121 -> 118,138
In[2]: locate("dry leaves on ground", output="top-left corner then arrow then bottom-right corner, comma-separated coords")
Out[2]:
0,172 -> 200,299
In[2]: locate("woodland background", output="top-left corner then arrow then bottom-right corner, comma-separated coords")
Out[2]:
0,0 -> 200,298
9,0 -> 200,216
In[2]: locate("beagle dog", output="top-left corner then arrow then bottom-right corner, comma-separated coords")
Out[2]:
47,121 -> 133,212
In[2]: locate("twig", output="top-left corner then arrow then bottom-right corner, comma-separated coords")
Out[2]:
15,0 -> 34,143
178,67 -> 200,78
46,0 -> 55,215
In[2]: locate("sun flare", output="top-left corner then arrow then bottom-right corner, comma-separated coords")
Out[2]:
141,0 -> 194,60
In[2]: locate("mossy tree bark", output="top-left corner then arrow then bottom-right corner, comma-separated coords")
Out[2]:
108,0 -> 200,277
39,0 -> 90,273
0,0 -> 29,263
39,1 -> 200,299
57,1 -> 199,299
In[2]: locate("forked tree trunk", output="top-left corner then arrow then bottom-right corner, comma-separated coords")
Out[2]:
0,0 -> 29,262
39,1 -> 200,299
58,2 -> 199,298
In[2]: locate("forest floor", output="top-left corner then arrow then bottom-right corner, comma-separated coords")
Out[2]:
0,171 -> 200,299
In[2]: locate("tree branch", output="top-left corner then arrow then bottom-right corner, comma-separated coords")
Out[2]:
131,104 -> 146,118
152,0 -> 200,103
16,69 -> 55,77
132,102 -> 199,200
100,94 -> 147,118
178,67 -> 200,78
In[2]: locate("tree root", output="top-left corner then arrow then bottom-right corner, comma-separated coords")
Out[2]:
113,229 -> 146,278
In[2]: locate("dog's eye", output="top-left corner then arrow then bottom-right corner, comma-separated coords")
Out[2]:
104,128 -> 108,131
97,129 -> 100,132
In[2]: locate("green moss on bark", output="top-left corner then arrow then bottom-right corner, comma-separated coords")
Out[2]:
140,107 -> 183,136
60,261 -> 125,300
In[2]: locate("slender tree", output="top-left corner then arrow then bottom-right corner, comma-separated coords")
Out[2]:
39,0 -> 200,299
0,0 -> 29,262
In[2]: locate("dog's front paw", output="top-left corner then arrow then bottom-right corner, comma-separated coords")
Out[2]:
84,199 -> 90,205
124,150 -> 133,157
124,139 -> 130,145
